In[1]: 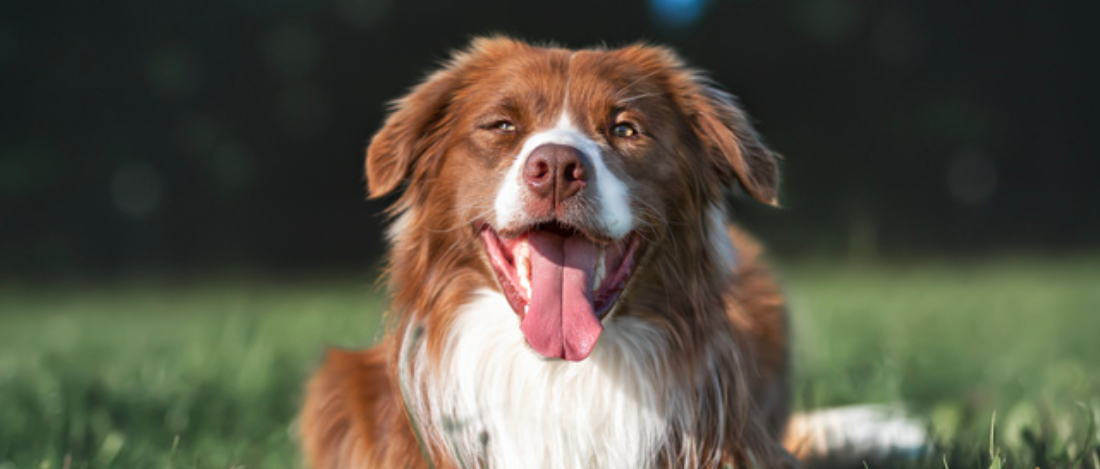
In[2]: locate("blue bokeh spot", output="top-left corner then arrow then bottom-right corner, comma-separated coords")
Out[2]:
649,0 -> 709,29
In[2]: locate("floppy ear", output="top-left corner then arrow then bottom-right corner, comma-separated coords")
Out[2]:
619,43 -> 779,205
688,84 -> 780,206
365,36 -> 529,198
364,67 -> 461,198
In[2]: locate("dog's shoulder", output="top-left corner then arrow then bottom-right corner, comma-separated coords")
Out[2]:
725,225 -> 792,432
300,346 -> 429,469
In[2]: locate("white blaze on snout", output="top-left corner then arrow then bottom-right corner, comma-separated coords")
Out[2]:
493,112 -> 634,239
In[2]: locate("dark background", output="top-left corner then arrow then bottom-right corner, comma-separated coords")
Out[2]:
2,0 -> 1098,278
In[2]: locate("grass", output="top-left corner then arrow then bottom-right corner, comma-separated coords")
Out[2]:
1,256 -> 1099,468
785,255 -> 1100,468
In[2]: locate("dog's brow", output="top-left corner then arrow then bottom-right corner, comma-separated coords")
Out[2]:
611,69 -> 665,100
617,92 -> 663,105
486,97 -> 519,113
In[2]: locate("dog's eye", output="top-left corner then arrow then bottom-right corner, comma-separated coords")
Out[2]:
492,120 -> 517,133
611,122 -> 638,139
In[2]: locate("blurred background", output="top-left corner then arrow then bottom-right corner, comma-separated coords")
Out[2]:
2,1 -> 1100,468
3,0 -> 1098,278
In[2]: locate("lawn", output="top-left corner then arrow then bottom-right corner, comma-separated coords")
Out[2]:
1,256 -> 1098,468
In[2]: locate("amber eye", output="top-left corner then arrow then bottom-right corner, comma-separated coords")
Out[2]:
493,120 -> 517,133
611,122 -> 638,139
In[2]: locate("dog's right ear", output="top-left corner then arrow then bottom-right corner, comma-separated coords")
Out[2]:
365,65 -> 461,198
365,36 -> 527,198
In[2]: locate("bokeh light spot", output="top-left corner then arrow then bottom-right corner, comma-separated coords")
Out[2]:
111,162 -> 163,218
649,0 -> 709,30
946,150 -> 997,208
147,46 -> 202,97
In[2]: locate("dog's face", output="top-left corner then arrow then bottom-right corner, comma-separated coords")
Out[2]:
368,38 -> 778,362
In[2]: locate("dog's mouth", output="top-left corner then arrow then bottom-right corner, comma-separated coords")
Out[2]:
480,223 -> 641,362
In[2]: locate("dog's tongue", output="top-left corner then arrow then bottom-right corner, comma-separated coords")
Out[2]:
521,230 -> 603,361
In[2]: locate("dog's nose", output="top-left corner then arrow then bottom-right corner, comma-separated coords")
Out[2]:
524,144 -> 589,203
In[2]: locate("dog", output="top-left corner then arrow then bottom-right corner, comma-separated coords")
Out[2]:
300,37 -> 801,469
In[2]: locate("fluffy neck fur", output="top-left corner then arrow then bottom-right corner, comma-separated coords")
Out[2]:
404,291 -> 671,468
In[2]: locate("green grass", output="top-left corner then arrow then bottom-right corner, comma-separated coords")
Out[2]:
1,256 -> 1099,468
785,256 -> 1100,468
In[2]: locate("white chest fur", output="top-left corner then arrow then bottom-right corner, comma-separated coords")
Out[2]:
404,291 -> 675,469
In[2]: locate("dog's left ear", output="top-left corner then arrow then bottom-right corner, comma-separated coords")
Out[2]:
687,84 -> 780,206
620,43 -> 779,206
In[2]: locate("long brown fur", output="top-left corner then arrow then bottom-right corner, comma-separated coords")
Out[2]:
300,37 -> 798,469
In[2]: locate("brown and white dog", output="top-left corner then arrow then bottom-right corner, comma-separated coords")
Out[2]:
301,37 -> 801,469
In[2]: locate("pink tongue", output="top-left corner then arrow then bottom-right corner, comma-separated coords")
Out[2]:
521,231 -> 603,361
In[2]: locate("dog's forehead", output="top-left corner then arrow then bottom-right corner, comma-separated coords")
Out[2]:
568,49 -> 667,89
463,48 -> 668,126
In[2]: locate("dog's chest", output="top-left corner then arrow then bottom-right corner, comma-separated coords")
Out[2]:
411,291 -> 674,469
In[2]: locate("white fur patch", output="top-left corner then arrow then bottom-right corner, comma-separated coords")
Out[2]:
787,404 -> 929,459
493,112 -> 634,239
386,209 -> 416,243
492,151 -> 527,229
705,204 -> 737,275
405,290 -> 673,469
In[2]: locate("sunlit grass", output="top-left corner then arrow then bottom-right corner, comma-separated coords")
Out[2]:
785,255 -> 1100,468
1,256 -> 1098,468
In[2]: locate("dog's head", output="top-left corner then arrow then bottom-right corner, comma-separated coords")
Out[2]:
369,37 -> 779,361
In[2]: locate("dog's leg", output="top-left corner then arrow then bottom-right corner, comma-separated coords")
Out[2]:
299,347 -> 427,469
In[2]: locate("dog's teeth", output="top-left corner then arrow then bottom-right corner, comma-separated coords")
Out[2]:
516,240 -> 532,299
593,247 -> 606,290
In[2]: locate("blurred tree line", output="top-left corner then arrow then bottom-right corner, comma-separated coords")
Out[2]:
1,0 -> 1097,277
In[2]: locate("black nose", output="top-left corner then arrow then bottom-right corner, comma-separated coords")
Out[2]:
523,144 -> 590,204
